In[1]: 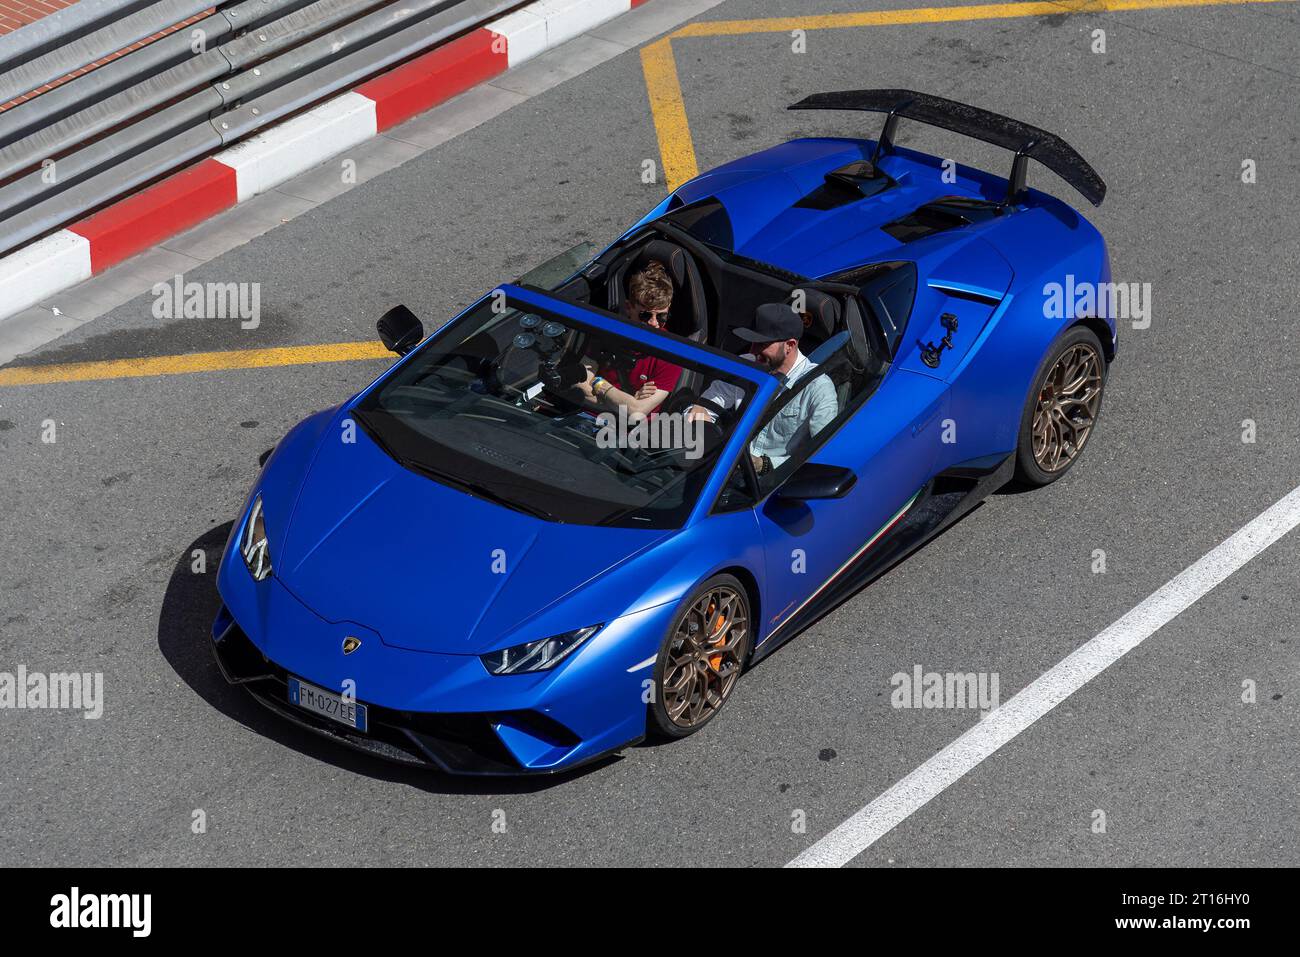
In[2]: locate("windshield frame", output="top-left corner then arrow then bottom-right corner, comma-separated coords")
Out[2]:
347,285 -> 780,529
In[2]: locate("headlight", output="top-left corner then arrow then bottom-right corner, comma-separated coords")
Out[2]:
480,625 -> 602,675
240,495 -> 272,582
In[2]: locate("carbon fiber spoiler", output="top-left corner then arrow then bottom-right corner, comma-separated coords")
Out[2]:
788,89 -> 1106,207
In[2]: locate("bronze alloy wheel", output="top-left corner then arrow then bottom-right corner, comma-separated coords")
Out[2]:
661,584 -> 748,730
1031,341 -> 1103,473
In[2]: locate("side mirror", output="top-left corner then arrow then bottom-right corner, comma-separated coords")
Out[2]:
377,304 -> 424,356
774,462 -> 857,502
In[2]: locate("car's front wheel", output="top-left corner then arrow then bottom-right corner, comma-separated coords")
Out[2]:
1014,325 -> 1107,486
648,574 -> 752,739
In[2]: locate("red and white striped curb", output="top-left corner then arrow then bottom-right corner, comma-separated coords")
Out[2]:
0,0 -> 652,322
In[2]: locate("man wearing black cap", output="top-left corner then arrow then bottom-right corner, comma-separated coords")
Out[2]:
691,302 -> 838,477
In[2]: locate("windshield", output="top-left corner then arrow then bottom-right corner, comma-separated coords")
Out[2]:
354,294 -> 757,528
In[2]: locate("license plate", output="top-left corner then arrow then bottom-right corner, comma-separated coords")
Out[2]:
287,677 -> 367,732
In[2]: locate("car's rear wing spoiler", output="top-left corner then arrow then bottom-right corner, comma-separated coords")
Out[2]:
788,89 -> 1106,207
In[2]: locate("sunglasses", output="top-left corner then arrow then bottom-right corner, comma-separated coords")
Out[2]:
631,304 -> 670,326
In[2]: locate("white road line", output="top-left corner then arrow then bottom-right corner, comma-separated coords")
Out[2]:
787,483 -> 1300,868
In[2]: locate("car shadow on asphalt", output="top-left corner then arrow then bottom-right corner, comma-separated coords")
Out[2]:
156,523 -> 619,795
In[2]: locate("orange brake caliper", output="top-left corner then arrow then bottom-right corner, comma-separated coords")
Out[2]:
706,601 -> 726,671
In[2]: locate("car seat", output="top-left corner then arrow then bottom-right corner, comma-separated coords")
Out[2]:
609,239 -> 708,342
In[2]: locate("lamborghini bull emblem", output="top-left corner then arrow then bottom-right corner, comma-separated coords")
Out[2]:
341,636 -> 362,655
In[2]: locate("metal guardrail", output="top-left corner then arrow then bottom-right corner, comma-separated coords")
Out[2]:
0,0 -> 214,107
0,0 -> 521,257
0,1 -> 160,75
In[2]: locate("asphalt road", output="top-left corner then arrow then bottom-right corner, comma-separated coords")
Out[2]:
1,0 -> 1298,867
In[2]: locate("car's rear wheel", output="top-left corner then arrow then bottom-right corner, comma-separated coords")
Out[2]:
1014,325 -> 1107,486
648,574 -> 751,740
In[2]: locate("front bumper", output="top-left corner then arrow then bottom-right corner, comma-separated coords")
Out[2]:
212,558 -> 668,775
213,612 -> 603,774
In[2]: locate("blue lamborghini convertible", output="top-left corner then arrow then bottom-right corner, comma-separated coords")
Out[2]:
212,91 -> 1115,774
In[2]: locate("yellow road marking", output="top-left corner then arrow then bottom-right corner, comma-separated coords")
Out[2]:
2,0 -> 1289,389
641,37 -> 700,189
670,0 -> 1283,36
646,0 -> 1296,189
0,341 -> 391,387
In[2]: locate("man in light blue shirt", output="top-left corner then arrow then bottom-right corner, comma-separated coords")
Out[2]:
693,303 -> 839,476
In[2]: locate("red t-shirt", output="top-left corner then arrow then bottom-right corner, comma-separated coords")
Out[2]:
600,354 -> 683,415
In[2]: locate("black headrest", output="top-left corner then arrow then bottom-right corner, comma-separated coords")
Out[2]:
798,289 -> 841,342
632,240 -> 692,289
627,239 -> 707,341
